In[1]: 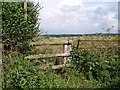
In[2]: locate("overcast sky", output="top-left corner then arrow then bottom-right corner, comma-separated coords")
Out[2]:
33,0 -> 119,34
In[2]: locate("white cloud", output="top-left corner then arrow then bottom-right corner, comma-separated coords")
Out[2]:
34,0 -> 118,34
57,0 -> 83,7
82,0 -> 119,2
102,12 -> 118,31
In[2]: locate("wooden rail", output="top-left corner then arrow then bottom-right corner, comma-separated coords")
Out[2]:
25,40 -> 72,70
31,40 -> 72,46
76,40 -> 120,49
40,64 -> 71,70
25,53 -> 71,60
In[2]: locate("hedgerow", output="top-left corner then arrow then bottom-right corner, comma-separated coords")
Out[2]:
2,2 -> 41,55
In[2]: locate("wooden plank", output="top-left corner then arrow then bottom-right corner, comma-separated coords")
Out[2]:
52,64 -> 71,70
25,53 -> 71,60
31,40 -> 72,46
63,45 -> 68,64
40,64 -> 71,70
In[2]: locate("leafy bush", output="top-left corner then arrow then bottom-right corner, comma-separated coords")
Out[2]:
2,45 -> 120,88
71,47 -> 120,88
2,52 -> 65,89
2,2 -> 41,55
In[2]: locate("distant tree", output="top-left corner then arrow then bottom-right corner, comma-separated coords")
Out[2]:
2,2 -> 42,54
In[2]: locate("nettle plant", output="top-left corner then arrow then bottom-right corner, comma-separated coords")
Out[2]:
2,2 -> 42,55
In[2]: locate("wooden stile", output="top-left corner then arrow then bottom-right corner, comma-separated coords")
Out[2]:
25,40 -> 72,70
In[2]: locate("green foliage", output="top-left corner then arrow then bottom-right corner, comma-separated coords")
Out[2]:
71,47 -> 120,88
2,47 -> 120,88
2,2 -> 41,54
2,52 -> 65,88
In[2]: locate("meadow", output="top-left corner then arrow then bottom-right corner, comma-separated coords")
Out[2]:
32,35 -> 119,54
2,34 -> 120,88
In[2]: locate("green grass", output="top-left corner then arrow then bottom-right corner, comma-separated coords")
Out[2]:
2,35 -> 120,88
31,35 -> 119,55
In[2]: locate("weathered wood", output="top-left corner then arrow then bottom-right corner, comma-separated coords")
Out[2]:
39,64 -> 51,70
68,44 -> 72,52
63,45 -> 67,64
25,40 -> 73,70
40,64 -> 71,70
76,40 -> 80,49
67,44 -> 72,61
31,40 -> 72,46
25,53 -> 71,60
52,64 -> 71,70
24,0 -> 27,20
63,43 -> 72,64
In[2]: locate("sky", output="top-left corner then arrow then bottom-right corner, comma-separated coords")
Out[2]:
33,0 -> 119,34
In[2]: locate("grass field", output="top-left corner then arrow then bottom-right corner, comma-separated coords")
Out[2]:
2,35 -> 120,88
32,35 -> 119,54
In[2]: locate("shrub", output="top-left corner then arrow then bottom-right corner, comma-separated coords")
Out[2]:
71,47 -> 120,88
2,2 -> 42,55
2,52 -> 66,89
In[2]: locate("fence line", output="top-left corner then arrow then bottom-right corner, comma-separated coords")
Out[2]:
25,40 -> 72,69
31,40 -> 72,46
76,39 -> 120,50
25,39 -> 119,70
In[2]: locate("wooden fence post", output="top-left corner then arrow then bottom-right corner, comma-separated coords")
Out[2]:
67,44 -> 72,61
63,40 -> 72,64
76,40 -> 80,49
63,44 -> 68,64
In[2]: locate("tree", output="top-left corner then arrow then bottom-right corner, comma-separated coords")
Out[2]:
2,2 -> 42,55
